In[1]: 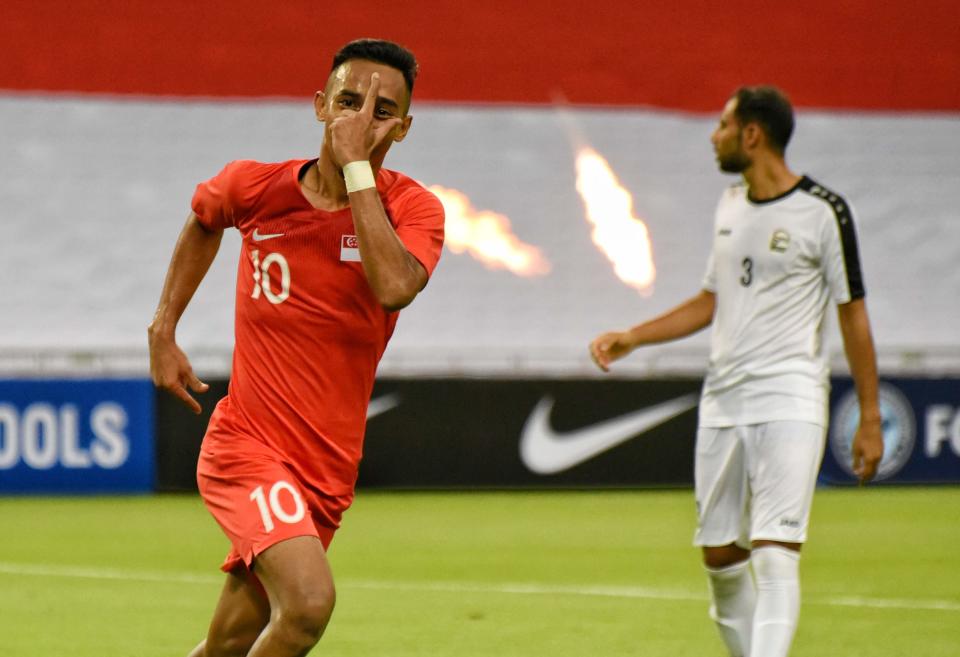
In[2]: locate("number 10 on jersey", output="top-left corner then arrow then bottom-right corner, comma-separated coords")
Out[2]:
250,249 -> 291,304
250,481 -> 306,532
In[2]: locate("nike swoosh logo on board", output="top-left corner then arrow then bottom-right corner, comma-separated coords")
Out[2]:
366,393 -> 400,420
252,228 -> 285,242
520,394 -> 699,475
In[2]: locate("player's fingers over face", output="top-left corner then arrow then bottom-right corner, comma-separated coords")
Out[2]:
373,117 -> 403,145
362,73 -> 381,116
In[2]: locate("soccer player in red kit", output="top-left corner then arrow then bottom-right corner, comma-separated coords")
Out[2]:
148,39 -> 444,657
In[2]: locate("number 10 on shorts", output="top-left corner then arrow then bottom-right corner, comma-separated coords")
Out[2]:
249,481 -> 306,532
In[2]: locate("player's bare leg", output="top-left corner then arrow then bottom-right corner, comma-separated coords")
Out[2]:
245,535 -> 336,657
189,569 -> 271,657
703,543 -> 751,569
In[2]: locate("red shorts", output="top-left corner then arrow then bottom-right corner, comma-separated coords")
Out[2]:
197,412 -> 354,573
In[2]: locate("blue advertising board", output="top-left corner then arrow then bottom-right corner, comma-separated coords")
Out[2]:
822,377 -> 960,484
0,379 -> 154,493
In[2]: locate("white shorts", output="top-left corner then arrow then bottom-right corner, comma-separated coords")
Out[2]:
693,421 -> 826,548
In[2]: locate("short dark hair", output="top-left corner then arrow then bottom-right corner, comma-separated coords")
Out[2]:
732,86 -> 795,154
331,39 -> 418,94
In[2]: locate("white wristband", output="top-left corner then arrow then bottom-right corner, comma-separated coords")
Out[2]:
343,160 -> 376,193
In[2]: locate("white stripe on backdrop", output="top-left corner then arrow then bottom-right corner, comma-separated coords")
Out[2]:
2,96 -> 959,376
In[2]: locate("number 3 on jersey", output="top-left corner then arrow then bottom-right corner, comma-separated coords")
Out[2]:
740,257 -> 754,287
250,249 -> 291,304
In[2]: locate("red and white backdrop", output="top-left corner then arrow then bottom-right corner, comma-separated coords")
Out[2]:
2,0 -> 959,377
4,0 -> 958,109
2,1 -> 960,490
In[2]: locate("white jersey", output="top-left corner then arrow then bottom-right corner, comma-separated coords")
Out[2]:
699,176 -> 865,428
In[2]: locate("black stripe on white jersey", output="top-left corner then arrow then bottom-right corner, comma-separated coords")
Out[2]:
799,176 -> 865,300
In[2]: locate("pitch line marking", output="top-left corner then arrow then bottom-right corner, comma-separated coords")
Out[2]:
1,561 -> 957,613
344,579 -> 960,612
0,561 -> 218,585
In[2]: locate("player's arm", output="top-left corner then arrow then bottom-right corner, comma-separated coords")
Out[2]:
147,212 -> 222,413
836,298 -> 883,481
330,73 -> 426,310
590,289 -> 716,372
347,186 -> 427,310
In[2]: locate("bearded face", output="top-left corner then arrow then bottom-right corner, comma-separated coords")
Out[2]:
716,134 -> 752,173
711,98 -> 753,174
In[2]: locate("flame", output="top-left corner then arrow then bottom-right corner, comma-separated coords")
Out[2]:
429,185 -> 550,276
574,147 -> 655,293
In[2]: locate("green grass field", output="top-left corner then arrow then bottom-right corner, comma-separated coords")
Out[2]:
1,488 -> 958,656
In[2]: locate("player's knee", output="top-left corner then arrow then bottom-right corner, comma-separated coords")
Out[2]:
703,544 -> 750,569
278,586 -> 336,648
204,631 -> 259,657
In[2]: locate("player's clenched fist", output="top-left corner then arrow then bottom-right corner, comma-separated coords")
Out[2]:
851,418 -> 884,482
589,331 -> 636,372
328,73 -> 403,168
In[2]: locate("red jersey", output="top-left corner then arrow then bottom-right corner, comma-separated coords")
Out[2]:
192,159 -> 444,495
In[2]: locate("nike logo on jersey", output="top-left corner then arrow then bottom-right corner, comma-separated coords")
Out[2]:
519,394 -> 699,474
366,393 -> 400,419
252,229 -> 285,242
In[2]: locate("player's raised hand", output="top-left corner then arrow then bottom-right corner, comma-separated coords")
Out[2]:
851,416 -> 884,482
589,331 -> 635,372
148,334 -> 209,414
329,72 -> 403,168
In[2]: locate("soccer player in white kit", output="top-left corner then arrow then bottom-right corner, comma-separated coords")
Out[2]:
589,86 -> 884,657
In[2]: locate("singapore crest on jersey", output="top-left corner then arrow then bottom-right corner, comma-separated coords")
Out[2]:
340,235 -> 361,262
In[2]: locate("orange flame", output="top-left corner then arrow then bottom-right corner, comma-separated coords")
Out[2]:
574,147 -> 655,293
429,185 -> 551,276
